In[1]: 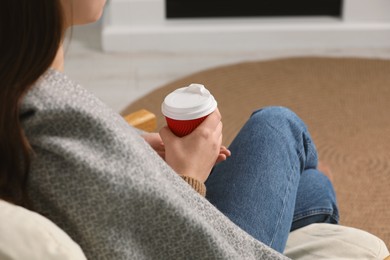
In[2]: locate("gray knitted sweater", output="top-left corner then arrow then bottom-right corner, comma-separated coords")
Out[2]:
20,69 -> 286,259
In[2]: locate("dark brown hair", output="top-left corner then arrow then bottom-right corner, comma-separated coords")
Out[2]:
0,0 -> 64,206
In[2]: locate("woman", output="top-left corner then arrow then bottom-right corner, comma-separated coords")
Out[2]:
0,0 -> 338,259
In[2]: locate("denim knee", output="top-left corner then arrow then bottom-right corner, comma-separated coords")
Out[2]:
250,106 -> 305,129
249,106 -> 318,174
249,106 -> 310,142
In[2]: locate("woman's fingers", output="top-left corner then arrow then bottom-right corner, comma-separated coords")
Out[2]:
159,126 -> 175,144
220,146 -> 231,157
197,109 -> 222,132
215,146 -> 231,164
142,132 -> 166,159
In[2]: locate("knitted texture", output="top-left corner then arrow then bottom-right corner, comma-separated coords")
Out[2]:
20,69 -> 286,260
181,176 -> 206,197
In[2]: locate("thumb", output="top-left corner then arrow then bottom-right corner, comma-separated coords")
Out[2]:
159,126 -> 175,143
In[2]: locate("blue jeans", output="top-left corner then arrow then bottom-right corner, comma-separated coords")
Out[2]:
205,107 -> 339,253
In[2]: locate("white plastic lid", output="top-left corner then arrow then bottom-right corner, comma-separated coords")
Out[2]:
161,83 -> 217,120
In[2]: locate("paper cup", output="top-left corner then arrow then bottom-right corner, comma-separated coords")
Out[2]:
162,84 -> 217,137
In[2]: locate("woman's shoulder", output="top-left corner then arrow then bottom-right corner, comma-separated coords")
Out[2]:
21,68 -> 123,128
23,68 -> 94,110
20,67 -> 142,152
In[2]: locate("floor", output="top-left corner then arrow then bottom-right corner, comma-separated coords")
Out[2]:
65,21 -> 390,113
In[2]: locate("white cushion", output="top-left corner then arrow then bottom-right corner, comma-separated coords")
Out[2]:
285,223 -> 389,259
0,200 -> 86,260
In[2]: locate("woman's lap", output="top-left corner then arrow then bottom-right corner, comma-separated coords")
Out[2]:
205,107 -> 339,253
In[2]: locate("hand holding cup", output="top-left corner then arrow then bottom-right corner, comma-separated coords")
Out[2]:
160,108 -> 224,182
160,84 -> 230,182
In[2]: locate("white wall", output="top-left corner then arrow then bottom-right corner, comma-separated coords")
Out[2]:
102,0 -> 390,52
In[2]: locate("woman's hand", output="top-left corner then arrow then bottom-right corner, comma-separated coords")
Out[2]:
217,146 -> 231,164
159,109 -> 228,183
142,131 -> 230,165
141,133 -> 165,159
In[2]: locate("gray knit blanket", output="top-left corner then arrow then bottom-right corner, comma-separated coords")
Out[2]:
20,69 -> 287,259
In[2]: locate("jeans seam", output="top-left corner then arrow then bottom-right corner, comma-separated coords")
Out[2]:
293,208 -> 339,222
263,118 -> 300,248
296,134 -> 317,170
269,160 -> 294,248
264,120 -> 298,171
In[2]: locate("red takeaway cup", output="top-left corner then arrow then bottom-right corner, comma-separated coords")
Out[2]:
161,84 -> 218,137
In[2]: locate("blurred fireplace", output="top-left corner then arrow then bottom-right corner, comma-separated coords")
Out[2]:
166,0 -> 343,19
102,0 -> 390,52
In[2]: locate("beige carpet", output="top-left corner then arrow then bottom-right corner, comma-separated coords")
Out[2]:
122,57 -> 390,246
